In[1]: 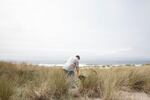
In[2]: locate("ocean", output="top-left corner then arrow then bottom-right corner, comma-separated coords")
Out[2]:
0,57 -> 150,65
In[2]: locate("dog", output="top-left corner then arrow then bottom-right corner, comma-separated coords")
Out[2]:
78,75 -> 86,81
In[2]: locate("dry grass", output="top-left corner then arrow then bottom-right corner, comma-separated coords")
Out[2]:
0,78 -> 14,100
0,61 -> 150,100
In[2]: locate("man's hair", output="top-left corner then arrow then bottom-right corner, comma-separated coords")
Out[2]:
76,55 -> 80,60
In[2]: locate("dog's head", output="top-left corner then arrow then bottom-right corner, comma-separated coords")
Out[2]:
78,75 -> 86,81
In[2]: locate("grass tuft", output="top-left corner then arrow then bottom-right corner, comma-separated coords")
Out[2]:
0,78 -> 14,100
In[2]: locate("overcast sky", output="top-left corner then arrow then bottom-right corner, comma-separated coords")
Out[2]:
0,0 -> 150,62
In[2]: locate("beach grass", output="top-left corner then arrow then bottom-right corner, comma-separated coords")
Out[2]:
0,61 -> 150,100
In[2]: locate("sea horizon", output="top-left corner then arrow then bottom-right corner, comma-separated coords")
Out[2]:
0,59 -> 149,65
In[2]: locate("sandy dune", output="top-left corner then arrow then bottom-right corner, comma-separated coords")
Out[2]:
70,88 -> 150,100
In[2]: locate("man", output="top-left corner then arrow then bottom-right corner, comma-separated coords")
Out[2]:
63,55 -> 80,77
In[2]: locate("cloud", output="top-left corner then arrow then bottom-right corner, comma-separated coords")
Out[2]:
95,48 -> 133,56
109,48 -> 133,54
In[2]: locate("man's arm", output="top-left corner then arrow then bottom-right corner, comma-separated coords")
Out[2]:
76,67 -> 79,76
75,61 -> 80,76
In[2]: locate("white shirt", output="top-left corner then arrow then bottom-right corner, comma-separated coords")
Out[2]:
63,56 -> 79,71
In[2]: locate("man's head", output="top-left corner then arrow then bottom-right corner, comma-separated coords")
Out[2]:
76,55 -> 80,60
